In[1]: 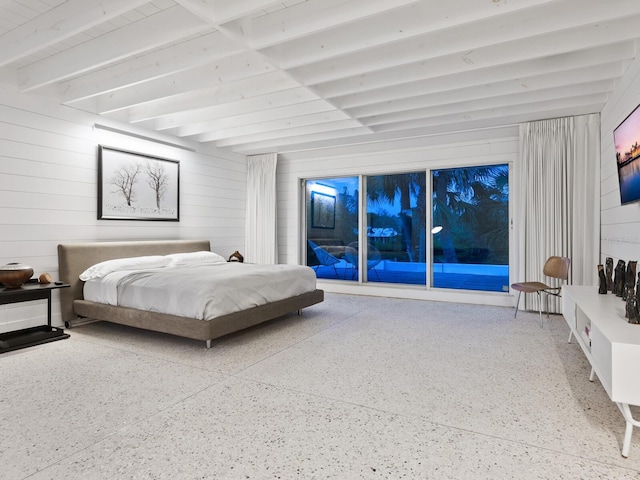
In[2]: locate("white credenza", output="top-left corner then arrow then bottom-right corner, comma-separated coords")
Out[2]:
563,285 -> 640,457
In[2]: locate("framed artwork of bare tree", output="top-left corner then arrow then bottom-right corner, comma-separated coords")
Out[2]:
98,146 -> 180,221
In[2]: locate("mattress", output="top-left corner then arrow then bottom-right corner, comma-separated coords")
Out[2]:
83,261 -> 317,321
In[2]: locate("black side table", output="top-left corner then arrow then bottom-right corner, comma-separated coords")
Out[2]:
0,282 -> 70,354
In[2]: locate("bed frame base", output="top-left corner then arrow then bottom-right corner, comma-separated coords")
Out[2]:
71,289 -> 324,345
58,240 -> 324,346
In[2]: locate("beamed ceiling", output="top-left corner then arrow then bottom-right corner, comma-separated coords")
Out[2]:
1,0 -> 639,155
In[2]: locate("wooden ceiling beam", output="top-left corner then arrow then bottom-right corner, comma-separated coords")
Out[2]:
180,110 -> 353,140
150,88 -> 323,130
124,71 -> 298,124
0,0 -> 148,68
166,100 -> 341,138
80,50 -> 276,114
314,15 -> 640,99
175,0 -> 283,25
18,5 -> 209,91
60,30 -> 243,104
258,0 -> 555,70
334,42 -> 634,110
362,81 -> 614,127
290,0 -> 640,85
220,0 -> 418,49
347,62 -> 624,118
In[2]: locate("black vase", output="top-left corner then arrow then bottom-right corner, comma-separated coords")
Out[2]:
614,260 -> 626,296
598,265 -> 607,294
606,257 -> 614,292
627,294 -> 640,323
623,261 -> 637,301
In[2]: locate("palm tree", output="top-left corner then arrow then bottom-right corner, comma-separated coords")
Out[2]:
432,165 -> 508,264
367,173 -> 425,262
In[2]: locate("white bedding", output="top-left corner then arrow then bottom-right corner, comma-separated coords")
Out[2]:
83,261 -> 317,320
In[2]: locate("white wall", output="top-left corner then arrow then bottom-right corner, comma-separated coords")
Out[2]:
277,126 -> 519,307
0,86 -> 247,332
600,54 -> 640,263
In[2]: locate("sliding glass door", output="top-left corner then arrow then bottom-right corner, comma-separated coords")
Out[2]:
304,164 -> 509,292
365,172 -> 426,284
305,178 -> 359,280
432,164 -> 509,292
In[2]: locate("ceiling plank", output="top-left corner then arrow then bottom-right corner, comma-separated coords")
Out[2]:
276,126 -> 519,162
60,30 -> 243,103
348,63 -> 624,118
214,119 -> 363,147
184,110 -> 353,141
372,93 -> 608,133
212,125 -> 373,151
251,107 -> 605,156
125,71 -> 299,123
0,0 -> 149,68
150,88 -> 324,130
333,42 -> 635,110
175,0 -> 283,25
168,100 -> 344,138
362,80 -> 614,127
235,103 -> 603,155
18,5 -> 209,91
314,15 -> 640,99
81,50 -> 277,114
290,0 -> 640,85
220,0 -> 418,49
258,0 -> 556,69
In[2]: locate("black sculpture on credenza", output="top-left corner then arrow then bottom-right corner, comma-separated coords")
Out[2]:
624,266 -> 640,324
633,273 -> 640,324
623,260 -> 637,301
606,257 -> 614,292
626,295 -> 639,323
613,260 -> 626,296
598,264 -> 607,294
598,258 -> 640,324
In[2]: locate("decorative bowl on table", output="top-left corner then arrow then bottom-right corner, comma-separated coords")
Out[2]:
0,263 -> 34,288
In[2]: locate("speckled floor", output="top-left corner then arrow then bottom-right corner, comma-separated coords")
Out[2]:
2,293 -> 640,479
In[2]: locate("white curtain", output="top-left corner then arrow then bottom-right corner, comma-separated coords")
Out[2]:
245,153 -> 278,264
516,114 -> 600,313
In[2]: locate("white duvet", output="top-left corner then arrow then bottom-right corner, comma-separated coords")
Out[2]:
83,261 -> 317,320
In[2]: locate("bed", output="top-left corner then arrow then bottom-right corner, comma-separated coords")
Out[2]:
57,240 -> 324,347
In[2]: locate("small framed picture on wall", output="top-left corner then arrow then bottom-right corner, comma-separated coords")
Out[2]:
311,191 -> 336,229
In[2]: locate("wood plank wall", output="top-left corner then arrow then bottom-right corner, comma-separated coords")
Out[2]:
600,54 -> 640,264
0,86 -> 247,332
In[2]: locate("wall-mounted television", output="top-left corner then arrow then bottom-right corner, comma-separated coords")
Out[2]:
614,102 -> 640,205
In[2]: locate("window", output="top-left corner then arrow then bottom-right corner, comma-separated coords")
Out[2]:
305,178 -> 359,280
304,164 -> 509,293
431,164 -> 509,292
365,172 -> 426,284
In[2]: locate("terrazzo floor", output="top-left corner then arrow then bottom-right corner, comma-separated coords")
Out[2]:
2,293 -> 640,479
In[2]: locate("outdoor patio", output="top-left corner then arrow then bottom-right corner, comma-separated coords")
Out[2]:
312,260 -> 509,292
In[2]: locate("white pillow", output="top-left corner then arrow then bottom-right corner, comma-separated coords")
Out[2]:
166,251 -> 227,265
79,255 -> 172,281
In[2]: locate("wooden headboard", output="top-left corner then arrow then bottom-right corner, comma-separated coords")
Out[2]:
57,240 -> 211,323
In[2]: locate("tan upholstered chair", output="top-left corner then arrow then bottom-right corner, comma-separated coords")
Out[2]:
511,256 -> 571,327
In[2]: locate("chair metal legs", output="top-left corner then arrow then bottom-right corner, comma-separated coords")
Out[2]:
514,290 -> 544,328
514,291 -> 522,318
536,291 -> 543,328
